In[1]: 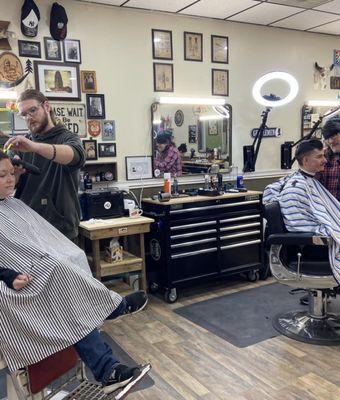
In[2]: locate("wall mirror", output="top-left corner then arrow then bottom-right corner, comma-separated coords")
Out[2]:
151,101 -> 232,177
301,103 -> 340,138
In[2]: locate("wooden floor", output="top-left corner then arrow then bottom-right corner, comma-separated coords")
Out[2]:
104,278 -> 340,400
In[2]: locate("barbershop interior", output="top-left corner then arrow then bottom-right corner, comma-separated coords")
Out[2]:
0,0 -> 340,399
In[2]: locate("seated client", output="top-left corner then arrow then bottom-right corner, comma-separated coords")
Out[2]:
154,132 -> 182,176
263,139 -> 340,282
0,152 -> 150,396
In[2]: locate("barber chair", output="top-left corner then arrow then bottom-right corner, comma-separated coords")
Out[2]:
264,201 -> 340,345
0,347 -> 114,399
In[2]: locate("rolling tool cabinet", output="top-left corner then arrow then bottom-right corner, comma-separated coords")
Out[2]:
142,191 -> 264,302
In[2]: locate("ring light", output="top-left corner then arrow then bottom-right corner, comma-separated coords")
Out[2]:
252,72 -> 299,107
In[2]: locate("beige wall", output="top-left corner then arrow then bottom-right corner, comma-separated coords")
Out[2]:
2,0 -> 339,181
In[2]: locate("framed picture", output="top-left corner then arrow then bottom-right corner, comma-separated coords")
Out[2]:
102,120 -> 116,141
211,35 -> 229,64
63,39 -> 81,63
34,61 -> 81,101
152,29 -> 173,60
83,139 -> 97,160
81,70 -> 97,93
126,156 -> 153,180
184,32 -> 203,62
44,37 -> 62,61
98,142 -> 116,158
18,40 -> 41,58
87,120 -> 101,137
212,69 -> 229,96
153,63 -> 173,92
86,94 -> 106,119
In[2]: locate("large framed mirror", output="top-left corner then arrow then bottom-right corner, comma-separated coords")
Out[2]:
151,101 -> 232,177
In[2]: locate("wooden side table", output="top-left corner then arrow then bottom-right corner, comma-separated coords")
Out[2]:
78,216 -> 154,291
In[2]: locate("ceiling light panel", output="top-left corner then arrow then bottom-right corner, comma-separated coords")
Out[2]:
309,18 -> 340,33
314,0 -> 340,13
179,0 -> 261,19
271,9 -> 338,28
228,2 -> 299,24
266,0 -> 332,8
124,0 -> 196,12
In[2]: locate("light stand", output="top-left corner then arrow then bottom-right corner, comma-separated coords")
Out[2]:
280,104 -> 340,169
243,107 -> 271,172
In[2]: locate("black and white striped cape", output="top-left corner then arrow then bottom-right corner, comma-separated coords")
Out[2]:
0,198 -> 122,372
263,171 -> 340,283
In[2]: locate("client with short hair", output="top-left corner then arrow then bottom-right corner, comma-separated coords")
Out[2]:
263,139 -> 340,282
0,152 -> 150,397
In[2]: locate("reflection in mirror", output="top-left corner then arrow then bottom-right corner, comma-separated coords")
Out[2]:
151,102 -> 232,176
301,103 -> 340,138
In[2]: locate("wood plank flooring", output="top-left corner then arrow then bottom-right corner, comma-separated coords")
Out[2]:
104,278 -> 340,400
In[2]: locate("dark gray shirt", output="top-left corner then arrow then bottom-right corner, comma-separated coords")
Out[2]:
14,125 -> 86,239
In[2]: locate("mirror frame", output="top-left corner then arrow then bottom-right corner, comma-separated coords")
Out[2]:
151,101 -> 232,177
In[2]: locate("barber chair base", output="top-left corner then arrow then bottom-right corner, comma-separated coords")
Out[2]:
272,311 -> 340,346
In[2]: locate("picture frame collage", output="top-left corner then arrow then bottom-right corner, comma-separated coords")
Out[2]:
152,29 -> 229,96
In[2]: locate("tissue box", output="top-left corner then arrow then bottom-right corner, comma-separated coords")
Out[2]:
104,246 -> 123,263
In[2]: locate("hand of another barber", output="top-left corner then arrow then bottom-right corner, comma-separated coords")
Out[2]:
13,274 -> 33,291
4,136 -> 39,154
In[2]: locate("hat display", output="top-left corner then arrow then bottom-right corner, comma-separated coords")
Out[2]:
322,116 -> 340,140
21,0 -> 40,37
50,2 -> 68,41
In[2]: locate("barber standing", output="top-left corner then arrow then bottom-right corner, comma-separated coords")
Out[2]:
4,89 -> 86,240
316,116 -> 340,200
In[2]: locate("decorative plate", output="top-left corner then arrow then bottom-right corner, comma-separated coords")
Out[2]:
174,109 -> 184,127
0,52 -> 23,82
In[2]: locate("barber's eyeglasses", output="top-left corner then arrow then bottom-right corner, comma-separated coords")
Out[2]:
18,103 -> 43,119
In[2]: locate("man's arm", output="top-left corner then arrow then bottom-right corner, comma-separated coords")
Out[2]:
0,268 -> 33,290
5,136 -> 75,165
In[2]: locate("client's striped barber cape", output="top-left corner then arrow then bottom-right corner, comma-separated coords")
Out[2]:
263,171 -> 340,283
0,198 -> 122,372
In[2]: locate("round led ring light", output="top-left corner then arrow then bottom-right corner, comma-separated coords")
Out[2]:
252,72 -> 299,107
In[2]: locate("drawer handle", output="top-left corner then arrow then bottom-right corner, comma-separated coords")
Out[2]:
170,200 -> 260,214
221,239 -> 261,250
171,247 -> 217,259
171,238 -> 216,249
171,229 -> 217,239
118,227 -> 128,234
171,221 -> 216,231
220,230 -> 261,240
220,222 -> 260,232
220,214 -> 260,223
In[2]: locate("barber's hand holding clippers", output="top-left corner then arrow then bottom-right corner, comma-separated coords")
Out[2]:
4,137 -> 41,175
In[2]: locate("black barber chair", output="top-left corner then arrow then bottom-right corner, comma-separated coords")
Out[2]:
264,202 -> 340,345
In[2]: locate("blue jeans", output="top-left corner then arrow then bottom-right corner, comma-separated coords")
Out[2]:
73,298 -> 127,385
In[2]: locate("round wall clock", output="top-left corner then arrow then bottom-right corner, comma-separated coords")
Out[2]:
174,109 -> 184,127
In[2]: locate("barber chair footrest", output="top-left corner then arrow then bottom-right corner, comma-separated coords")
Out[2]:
62,381 -> 115,399
273,311 -> 340,346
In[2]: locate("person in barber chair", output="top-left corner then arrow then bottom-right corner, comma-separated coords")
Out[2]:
263,139 -> 340,286
154,131 -> 182,176
0,152 -> 150,397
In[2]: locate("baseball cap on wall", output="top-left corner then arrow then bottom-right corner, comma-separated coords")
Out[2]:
50,2 -> 68,41
21,0 -> 40,37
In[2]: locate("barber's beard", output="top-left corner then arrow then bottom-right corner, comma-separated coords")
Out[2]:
28,111 -> 50,134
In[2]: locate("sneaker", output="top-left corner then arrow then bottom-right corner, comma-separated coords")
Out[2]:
123,291 -> 148,316
103,363 -> 151,396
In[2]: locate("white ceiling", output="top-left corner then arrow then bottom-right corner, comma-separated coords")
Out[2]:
78,0 -> 340,35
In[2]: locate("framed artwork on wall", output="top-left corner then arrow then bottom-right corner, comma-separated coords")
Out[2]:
18,40 -> 41,58
102,120 -> 116,141
83,139 -> 97,160
153,62 -> 173,92
152,29 -> 173,60
63,39 -> 81,63
212,68 -> 229,96
86,94 -> 106,119
126,156 -> 153,180
34,61 -> 81,101
184,31 -> 203,62
81,70 -> 97,93
211,35 -> 229,64
44,37 -> 62,61
98,142 -> 116,157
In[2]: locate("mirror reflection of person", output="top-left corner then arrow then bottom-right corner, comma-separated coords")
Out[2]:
154,132 -> 182,176
177,143 -> 187,158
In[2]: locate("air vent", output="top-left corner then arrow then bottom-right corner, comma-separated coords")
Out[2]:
267,0 -> 333,8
